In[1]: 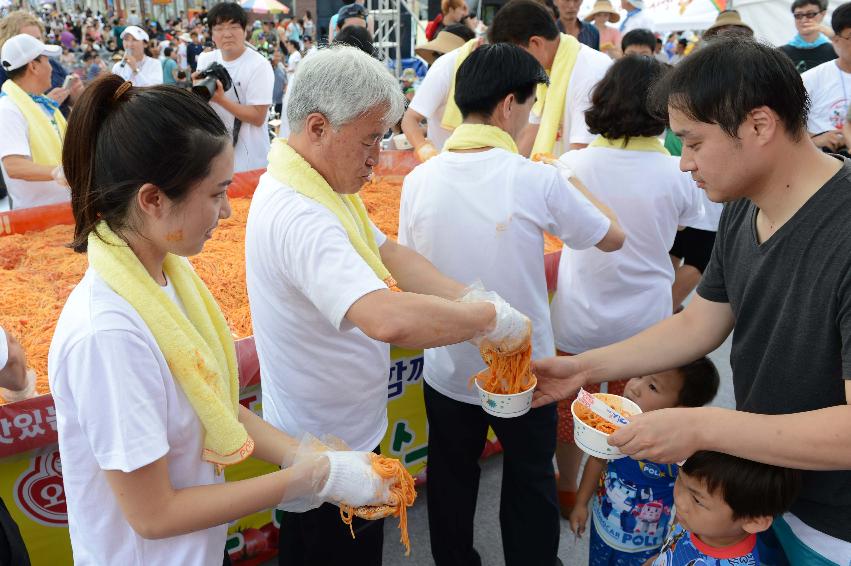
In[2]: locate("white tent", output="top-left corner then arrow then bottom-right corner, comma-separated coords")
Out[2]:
736,0 -> 845,46
578,0 -> 720,33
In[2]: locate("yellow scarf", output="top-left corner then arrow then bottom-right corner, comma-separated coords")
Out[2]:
87,222 -> 253,469
440,38 -> 481,131
267,139 -> 398,289
1,80 -> 66,165
530,34 -> 581,157
443,123 -> 519,154
589,136 -> 670,155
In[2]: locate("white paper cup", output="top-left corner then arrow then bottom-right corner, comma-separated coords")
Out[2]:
571,393 -> 642,460
475,376 -> 537,418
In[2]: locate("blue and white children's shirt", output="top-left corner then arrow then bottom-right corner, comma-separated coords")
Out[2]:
652,524 -> 760,566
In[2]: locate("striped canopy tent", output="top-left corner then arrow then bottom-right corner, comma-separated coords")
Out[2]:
240,0 -> 290,14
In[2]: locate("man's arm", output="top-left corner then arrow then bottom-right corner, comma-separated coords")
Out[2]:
400,108 -> 428,152
345,289 -> 495,350
212,80 -> 269,127
2,156 -> 56,182
378,238 -> 466,299
609,382 -> 851,470
532,295 -> 734,407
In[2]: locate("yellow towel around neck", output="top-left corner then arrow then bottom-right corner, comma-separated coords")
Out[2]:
1,79 -> 66,166
87,222 -> 253,469
530,34 -> 581,157
267,139 -> 399,290
440,38 -> 482,131
589,135 -> 670,155
443,123 -> 519,154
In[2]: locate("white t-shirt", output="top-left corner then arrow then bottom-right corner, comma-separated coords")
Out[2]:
197,48 -> 274,173
178,42 -> 188,69
399,149 -> 611,403
286,50 -> 302,74
407,48 -> 460,150
528,43 -> 612,153
0,96 -> 70,210
551,146 -> 705,354
112,56 -> 164,87
803,60 -> 850,133
245,172 -> 391,451
620,9 -> 655,33
48,269 -> 226,566
685,191 -> 723,232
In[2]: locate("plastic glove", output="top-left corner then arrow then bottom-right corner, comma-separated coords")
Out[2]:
532,153 -> 575,181
51,166 -> 69,187
458,282 -> 531,352
317,451 -> 394,507
0,369 -> 37,403
278,434 -> 394,512
415,141 -> 439,162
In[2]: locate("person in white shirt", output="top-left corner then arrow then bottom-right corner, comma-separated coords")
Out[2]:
195,3 -> 274,173
401,0 -> 611,161
245,46 -> 529,565
547,54 -> 706,520
803,4 -> 851,153
399,43 -> 624,566
50,75 -> 398,566
111,26 -> 163,87
0,34 -> 69,210
619,0 -> 655,33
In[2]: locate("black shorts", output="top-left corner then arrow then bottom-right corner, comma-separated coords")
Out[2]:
669,227 -> 716,274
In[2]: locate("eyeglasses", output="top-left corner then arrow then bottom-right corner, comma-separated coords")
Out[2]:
793,10 -> 824,20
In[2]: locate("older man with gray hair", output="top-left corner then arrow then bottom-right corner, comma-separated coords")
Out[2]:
245,46 -> 529,564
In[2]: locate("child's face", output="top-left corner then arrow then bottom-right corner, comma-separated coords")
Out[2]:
623,370 -> 683,412
673,470 -> 754,544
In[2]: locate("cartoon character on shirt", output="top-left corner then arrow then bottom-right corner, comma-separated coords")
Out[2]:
601,473 -> 651,533
652,524 -> 759,566
633,499 -> 669,536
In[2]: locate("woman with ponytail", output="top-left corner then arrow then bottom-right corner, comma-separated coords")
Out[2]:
48,75 -> 398,565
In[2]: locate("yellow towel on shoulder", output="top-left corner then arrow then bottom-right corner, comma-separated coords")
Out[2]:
531,34 -> 581,157
1,80 -> 66,165
440,38 -> 482,131
267,139 -> 398,289
589,135 -> 670,155
87,222 -> 253,468
443,124 -> 519,154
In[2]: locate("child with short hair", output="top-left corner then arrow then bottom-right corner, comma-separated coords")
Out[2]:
652,451 -> 801,565
569,357 -> 721,565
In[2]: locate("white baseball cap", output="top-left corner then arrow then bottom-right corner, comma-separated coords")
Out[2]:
0,326 -> 8,370
121,25 -> 150,42
0,34 -> 62,73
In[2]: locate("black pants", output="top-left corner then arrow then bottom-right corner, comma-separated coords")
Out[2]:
278,455 -> 385,565
424,382 -> 560,566
0,497 -> 28,566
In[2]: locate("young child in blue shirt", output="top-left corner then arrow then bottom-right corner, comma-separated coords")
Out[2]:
569,357 -> 721,565
651,451 -> 801,566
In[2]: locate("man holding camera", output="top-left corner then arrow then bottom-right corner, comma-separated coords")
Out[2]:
195,2 -> 274,172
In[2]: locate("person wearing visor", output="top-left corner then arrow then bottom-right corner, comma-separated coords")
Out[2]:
111,25 -> 163,87
0,34 -> 70,210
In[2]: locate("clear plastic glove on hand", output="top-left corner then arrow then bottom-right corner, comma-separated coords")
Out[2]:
415,141 -> 439,162
458,281 -> 531,352
0,368 -> 37,403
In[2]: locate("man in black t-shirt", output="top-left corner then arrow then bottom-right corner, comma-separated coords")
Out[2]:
532,39 -> 851,562
779,0 -> 837,73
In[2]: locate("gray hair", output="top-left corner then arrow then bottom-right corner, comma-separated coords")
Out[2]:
287,45 -> 406,133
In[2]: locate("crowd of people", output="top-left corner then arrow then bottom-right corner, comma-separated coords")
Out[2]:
0,0 -> 850,565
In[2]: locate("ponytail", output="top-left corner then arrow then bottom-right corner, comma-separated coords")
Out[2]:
63,75 -> 230,253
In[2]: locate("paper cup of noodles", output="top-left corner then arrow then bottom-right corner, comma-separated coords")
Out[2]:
571,393 -> 642,460
475,376 -> 537,418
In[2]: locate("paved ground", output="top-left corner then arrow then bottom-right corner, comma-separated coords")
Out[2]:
381,331 -> 735,566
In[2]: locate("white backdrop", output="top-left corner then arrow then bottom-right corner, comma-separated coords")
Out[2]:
577,0 -> 846,46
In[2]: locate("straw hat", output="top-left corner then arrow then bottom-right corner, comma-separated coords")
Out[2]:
584,0 -> 621,24
706,10 -> 752,34
415,29 -> 468,65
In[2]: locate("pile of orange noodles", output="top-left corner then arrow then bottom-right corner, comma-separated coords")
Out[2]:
474,333 -> 536,395
339,453 -> 417,556
574,394 -> 634,434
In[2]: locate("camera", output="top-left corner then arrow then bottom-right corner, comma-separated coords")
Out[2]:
192,62 -> 233,100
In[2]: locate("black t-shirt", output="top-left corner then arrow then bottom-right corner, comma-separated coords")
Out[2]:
697,160 -> 851,542
779,43 -> 837,73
